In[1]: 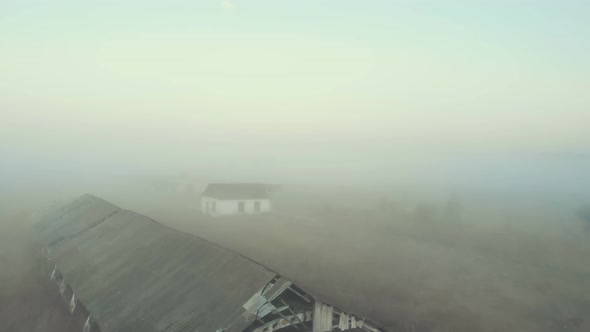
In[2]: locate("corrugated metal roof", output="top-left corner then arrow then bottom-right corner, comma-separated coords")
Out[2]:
202,183 -> 271,200
40,194 -> 278,332
35,194 -> 120,247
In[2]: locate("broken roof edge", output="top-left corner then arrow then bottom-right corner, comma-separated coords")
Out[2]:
291,284 -> 388,332
43,194 -> 388,332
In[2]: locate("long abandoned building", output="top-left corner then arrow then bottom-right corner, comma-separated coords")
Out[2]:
35,194 -> 387,332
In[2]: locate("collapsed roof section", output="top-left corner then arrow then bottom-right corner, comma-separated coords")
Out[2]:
36,194 -> 387,332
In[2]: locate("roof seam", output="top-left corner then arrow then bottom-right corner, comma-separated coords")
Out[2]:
48,209 -> 119,248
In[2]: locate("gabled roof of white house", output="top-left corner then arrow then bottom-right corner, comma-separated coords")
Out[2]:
202,183 -> 271,200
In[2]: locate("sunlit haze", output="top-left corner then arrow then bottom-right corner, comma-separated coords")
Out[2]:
1,1 -> 589,185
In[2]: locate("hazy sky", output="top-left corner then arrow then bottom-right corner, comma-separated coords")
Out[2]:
1,1 -> 589,179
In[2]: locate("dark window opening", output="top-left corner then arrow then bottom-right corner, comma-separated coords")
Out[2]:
238,201 -> 245,213
254,201 -> 261,212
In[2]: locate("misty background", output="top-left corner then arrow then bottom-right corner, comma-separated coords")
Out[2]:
1,1 -> 590,331
1,1 -> 589,196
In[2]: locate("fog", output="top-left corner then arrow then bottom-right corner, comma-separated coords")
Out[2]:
1,1 -> 590,332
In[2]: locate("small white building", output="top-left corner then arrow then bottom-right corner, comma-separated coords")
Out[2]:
201,183 -> 273,216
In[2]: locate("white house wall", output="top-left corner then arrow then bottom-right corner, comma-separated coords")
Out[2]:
201,197 -> 271,216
